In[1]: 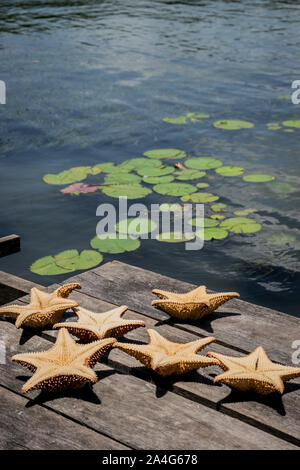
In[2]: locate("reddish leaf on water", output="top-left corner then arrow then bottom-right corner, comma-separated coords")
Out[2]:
60,183 -> 99,195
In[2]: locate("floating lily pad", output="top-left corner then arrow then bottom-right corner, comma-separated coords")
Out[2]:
210,214 -> 225,220
233,208 -> 256,216
215,166 -> 244,177
213,120 -> 254,130
153,182 -> 197,197
156,232 -> 195,243
93,162 -> 119,173
267,122 -> 281,130
43,167 -> 90,185
189,217 -> 219,228
211,203 -> 227,212
143,175 -> 174,184
60,183 -> 98,195
103,173 -> 142,184
187,113 -> 210,119
284,129 -> 294,133
118,158 -> 161,171
266,182 -> 295,194
181,192 -> 219,203
137,166 -> 174,177
163,116 -> 187,124
143,149 -> 187,160
159,203 -> 183,212
100,183 -> 152,199
115,218 -> 157,236
90,234 -> 140,253
282,120 -> 300,128
220,217 -> 262,234
268,232 -> 296,246
175,169 -> 206,180
30,256 -> 73,275
55,249 -> 103,271
196,182 -> 210,189
196,227 -> 228,241
243,174 -> 275,183
185,157 -> 223,170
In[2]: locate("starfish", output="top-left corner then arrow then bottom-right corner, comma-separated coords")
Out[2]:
114,329 -> 217,376
207,346 -> 300,395
152,285 -> 239,320
0,283 -> 81,329
53,305 -> 146,342
12,328 -> 116,393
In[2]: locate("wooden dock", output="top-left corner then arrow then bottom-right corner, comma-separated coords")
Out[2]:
0,261 -> 299,450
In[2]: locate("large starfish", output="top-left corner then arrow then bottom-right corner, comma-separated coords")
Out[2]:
152,285 -> 239,320
207,346 -> 300,395
0,283 -> 81,329
115,329 -> 217,376
54,305 -> 146,342
12,328 -> 116,393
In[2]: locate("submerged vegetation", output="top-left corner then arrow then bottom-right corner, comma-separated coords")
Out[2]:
30,113 -> 298,276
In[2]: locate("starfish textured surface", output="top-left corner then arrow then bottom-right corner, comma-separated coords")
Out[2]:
152,285 -> 240,320
54,305 -> 146,342
207,346 -> 300,395
12,328 -> 116,393
115,328 -> 217,376
0,283 -> 81,329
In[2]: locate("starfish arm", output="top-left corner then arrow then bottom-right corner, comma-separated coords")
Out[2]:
0,304 -> 36,319
207,292 -> 240,310
53,322 -> 100,342
104,320 -> 146,339
105,305 -> 129,320
14,301 -> 77,329
213,370 -> 285,394
206,351 -> 249,371
75,338 -> 116,368
48,297 -> 78,309
114,342 -> 155,369
152,289 -> 175,300
278,366 -> 300,382
188,286 -> 208,297
153,354 -> 218,376
178,336 -> 216,355
55,283 -> 81,298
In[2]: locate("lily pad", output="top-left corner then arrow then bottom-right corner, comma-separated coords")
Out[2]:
196,182 -> 210,189
159,203 -> 183,212
185,157 -> 223,170
60,183 -> 98,195
115,218 -> 157,236
163,116 -> 187,124
143,175 -> 174,184
213,120 -> 254,130
284,129 -> 294,133
189,217 -> 219,228
137,166 -> 174,177
266,182 -> 295,194
181,192 -> 219,203
211,203 -> 227,212
43,166 -> 90,185
143,149 -> 187,160
220,217 -> 262,234
90,234 -> 140,253
243,174 -> 275,183
103,173 -> 141,184
196,227 -> 228,241
187,113 -> 210,119
282,120 -> 300,128
30,256 -> 73,275
156,232 -> 195,243
100,183 -> 152,199
210,214 -> 225,220
118,158 -> 161,171
93,162 -> 119,173
55,249 -> 103,271
153,182 -> 197,197
175,169 -> 206,180
215,166 -> 244,177
233,208 -> 256,216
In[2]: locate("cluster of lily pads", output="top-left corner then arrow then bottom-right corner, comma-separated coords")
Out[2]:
162,115 -> 300,132
29,145 -> 288,276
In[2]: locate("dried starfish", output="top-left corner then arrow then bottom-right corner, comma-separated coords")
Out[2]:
12,328 -> 116,393
0,283 -> 81,329
207,346 -> 300,395
54,305 -> 146,342
115,329 -> 217,376
152,285 -> 239,320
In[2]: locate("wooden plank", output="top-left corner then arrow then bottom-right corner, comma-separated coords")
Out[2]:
64,261 -> 300,364
0,386 -> 128,450
0,235 -> 20,258
0,318 -> 295,450
0,271 -> 42,295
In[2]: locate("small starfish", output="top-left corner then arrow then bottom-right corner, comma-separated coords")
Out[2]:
12,328 -> 116,393
0,283 -> 81,329
152,285 -> 239,320
53,305 -> 146,342
207,346 -> 300,395
115,329 -> 217,376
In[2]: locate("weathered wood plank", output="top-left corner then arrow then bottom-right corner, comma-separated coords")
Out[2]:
0,386 -> 128,450
0,271 -> 42,295
0,235 -> 20,258
65,261 -> 300,364
0,318 -> 295,450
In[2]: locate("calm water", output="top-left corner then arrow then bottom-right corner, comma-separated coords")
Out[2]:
0,0 -> 300,316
